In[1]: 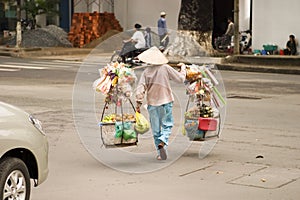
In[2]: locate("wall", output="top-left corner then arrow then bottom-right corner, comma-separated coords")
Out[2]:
252,0 -> 300,51
114,0 -> 181,32
73,0 -> 300,53
239,0 -> 251,31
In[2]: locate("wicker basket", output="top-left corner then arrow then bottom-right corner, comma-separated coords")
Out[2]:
100,121 -> 137,147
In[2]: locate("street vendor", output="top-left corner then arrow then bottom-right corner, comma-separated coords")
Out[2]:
135,46 -> 186,160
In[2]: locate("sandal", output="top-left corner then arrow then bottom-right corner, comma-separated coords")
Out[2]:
158,142 -> 167,160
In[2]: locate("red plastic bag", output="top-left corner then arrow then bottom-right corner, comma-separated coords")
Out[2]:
198,117 -> 217,131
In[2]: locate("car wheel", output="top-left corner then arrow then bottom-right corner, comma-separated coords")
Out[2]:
0,157 -> 31,200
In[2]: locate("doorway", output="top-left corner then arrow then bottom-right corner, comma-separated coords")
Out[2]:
212,0 -> 234,48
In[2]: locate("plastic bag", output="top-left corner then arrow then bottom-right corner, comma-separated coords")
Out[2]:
115,121 -> 136,140
134,112 -> 150,134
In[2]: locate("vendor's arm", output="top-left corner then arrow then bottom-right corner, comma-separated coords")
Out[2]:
136,85 -> 146,113
135,72 -> 147,111
166,63 -> 186,83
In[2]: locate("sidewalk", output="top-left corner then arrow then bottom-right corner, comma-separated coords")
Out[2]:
1,46 -> 299,74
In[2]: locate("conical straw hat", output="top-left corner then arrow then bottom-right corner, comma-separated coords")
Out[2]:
137,46 -> 169,65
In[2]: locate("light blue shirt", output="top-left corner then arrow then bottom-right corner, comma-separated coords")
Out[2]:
157,17 -> 167,36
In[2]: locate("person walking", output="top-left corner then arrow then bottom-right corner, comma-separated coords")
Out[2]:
135,46 -> 186,160
157,12 -> 169,48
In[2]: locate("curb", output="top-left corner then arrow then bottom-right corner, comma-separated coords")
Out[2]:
216,63 -> 300,75
1,47 -> 299,75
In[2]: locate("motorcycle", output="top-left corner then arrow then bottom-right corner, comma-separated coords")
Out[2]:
21,18 -> 34,31
214,30 -> 252,54
239,30 -> 252,54
110,30 -> 168,67
110,41 -> 148,67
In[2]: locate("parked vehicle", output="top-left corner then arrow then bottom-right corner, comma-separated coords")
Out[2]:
214,34 -> 232,51
20,19 -> 34,32
239,30 -> 252,54
0,101 -> 49,200
214,30 -> 252,54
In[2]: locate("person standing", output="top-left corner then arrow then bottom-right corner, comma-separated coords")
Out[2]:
214,17 -> 234,50
135,46 -> 186,160
224,17 -> 234,43
157,12 -> 169,48
144,27 -> 152,48
284,34 -> 297,55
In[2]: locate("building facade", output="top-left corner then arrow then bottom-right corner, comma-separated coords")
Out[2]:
1,0 -> 299,52
112,0 -> 299,51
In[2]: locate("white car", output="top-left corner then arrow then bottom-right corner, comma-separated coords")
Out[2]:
0,102 -> 49,200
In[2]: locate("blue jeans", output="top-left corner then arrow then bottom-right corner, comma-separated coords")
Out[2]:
147,102 -> 174,154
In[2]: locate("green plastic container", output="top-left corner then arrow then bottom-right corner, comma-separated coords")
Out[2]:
263,45 -> 277,51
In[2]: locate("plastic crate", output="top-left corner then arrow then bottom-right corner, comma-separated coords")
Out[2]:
263,45 -> 277,51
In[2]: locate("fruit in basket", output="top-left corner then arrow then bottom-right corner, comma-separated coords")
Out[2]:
124,113 -> 135,121
102,113 -> 136,123
121,114 -> 134,121
200,104 -> 214,118
102,114 -> 116,123
115,114 -> 122,121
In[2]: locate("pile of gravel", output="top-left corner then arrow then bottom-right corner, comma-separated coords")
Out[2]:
7,25 -> 73,48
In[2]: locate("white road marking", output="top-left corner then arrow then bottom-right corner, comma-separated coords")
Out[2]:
0,59 -> 83,72
0,68 -> 20,72
0,64 -> 47,70
4,62 -> 74,68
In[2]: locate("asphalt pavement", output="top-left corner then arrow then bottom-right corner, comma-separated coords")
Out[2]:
1,55 -> 300,200
1,46 -> 300,74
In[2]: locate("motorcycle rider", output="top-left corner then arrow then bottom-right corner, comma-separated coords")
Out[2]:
120,23 -> 146,62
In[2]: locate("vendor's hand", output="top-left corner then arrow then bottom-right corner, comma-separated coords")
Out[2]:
136,101 -> 142,113
136,107 -> 141,113
177,62 -> 185,67
178,62 -> 186,71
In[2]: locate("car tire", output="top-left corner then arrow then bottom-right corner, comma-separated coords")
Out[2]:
0,157 -> 31,200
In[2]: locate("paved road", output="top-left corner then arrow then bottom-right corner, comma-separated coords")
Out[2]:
0,56 -> 300,200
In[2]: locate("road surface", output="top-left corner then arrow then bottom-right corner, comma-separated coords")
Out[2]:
0,55 -> 299,200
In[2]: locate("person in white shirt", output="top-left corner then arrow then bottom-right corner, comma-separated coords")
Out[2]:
225,17 -> 234,39
120,24 -> 146,62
